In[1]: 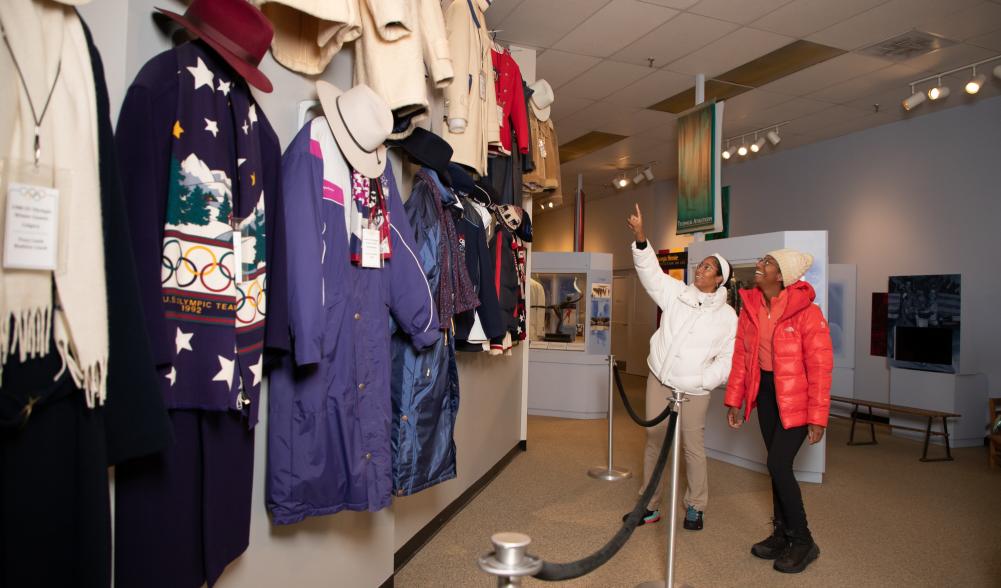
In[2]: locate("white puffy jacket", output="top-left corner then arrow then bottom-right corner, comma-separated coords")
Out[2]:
633,242 -> 737,395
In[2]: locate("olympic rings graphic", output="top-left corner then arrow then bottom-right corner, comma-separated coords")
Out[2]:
159,236 -> 268,327
200,251 -> 234,292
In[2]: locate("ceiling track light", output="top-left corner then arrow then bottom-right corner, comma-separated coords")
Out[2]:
905,54 -> 1001,109
633,169 -> 646,184
966,67 -> 986,94
902,84 -> 925,110
643,166 -> 654,181
927,77 -> 950,100
723,121 -> 788,161
613,174 -> 630,189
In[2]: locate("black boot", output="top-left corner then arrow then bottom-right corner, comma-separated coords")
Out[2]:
773,529 -> 819,573
751,520 -> 788,560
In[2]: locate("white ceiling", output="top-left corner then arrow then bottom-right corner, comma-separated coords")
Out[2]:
486,0 -> 1001,202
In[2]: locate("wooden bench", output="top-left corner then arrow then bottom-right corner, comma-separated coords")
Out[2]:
829,395 -> 961,462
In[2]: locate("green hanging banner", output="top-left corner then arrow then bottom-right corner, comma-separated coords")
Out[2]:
676,101 -> 724,235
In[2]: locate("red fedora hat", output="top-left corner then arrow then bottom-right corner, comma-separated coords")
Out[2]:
156,0 -> 275,93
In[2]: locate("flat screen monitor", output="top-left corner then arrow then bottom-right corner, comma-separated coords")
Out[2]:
893,326 -> 952,365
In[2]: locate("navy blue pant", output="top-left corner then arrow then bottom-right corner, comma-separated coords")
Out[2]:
115,410 -> 253,588
757,370 -> 811,540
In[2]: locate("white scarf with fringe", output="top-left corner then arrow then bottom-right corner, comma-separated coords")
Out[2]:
0,0 -> 108,406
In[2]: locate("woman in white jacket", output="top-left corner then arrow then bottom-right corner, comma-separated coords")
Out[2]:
625,204 -> 737,530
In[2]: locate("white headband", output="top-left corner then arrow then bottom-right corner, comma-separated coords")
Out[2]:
712,253 -> 730,287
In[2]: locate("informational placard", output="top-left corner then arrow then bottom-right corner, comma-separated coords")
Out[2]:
677,101 -> 724,234
4,182 -> 60,271
589,282 -> 611,349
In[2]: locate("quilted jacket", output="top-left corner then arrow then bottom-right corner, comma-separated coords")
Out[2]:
724,281 -> 834,429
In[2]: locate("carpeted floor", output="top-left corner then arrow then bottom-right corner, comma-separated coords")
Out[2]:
396,373 -> 1001,587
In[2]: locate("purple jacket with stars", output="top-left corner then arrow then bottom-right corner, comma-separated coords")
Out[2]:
115,42 -> 289,426
266,118 -> 438,523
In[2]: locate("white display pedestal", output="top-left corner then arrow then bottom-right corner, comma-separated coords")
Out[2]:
704,388 -> 826,483
889,368 -> 988,447
528,351 -> 609,419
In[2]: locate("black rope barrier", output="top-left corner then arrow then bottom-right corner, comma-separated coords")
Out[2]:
533,410 -> 679,581
613,363 -> 673,428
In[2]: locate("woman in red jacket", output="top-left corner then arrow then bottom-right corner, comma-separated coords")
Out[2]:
724,249 -> 833,574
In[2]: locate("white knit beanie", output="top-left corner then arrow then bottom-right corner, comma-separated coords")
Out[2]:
767,248 -> 814,287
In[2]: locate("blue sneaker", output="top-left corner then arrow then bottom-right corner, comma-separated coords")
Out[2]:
622,509 -> 661,526
684,505 -> 704,531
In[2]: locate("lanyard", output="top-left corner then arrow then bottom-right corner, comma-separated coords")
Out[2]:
0,21 -> 62,166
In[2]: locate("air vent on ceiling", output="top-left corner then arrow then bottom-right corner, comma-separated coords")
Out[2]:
858,30 -> 957,62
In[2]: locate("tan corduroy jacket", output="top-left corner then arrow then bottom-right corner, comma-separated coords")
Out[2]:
523,111 -> 560,193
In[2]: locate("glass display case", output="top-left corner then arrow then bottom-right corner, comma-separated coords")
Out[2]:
530,272 -> 586,347
528,252 -> 613,419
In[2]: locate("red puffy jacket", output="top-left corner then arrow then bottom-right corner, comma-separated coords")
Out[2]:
724,281 -> 833,429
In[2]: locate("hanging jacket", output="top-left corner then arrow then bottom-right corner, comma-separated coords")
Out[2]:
115,42 -> 290,425
489,47 -> 529,157
441,0 -> 500,174
354,0 -> 454,138
523,111 -> 560,194
632,241 -> 737,395
418,169 -> 479,325
724,281 -> 833,429
490,226 -> 522,338
390,167 -> 469,496
454,196 -> 505,345
267,118 -> 438,525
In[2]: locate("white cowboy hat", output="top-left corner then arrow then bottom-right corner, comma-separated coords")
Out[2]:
529,79 -> 555,122
317,81 -> 392,178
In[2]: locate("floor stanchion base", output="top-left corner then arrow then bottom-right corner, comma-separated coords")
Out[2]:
586,466 -> 632,481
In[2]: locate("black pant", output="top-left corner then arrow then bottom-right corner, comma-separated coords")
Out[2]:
757,370 -> 811,542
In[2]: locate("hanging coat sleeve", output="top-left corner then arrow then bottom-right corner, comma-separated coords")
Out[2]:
114,82 -> 173,370
260,119 -> 291,363
278,150 -> 324,366
386,174 -> 440,349
83,17 -> 172,463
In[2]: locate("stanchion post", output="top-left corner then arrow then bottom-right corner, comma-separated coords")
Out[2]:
478,532 -> 543,587
637,389 -> 693,588
588,355 -> 631,481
